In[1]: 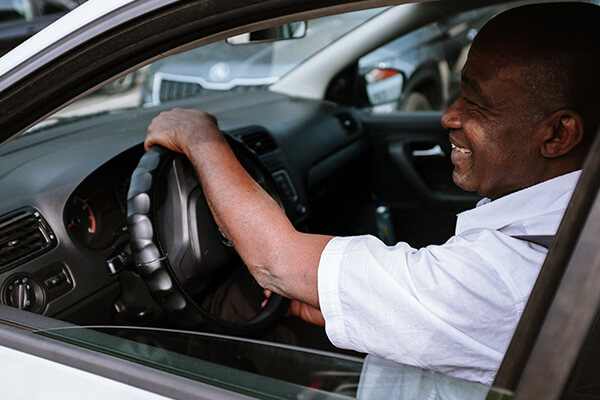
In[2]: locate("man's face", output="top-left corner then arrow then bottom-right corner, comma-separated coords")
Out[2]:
441,41 -> 543,200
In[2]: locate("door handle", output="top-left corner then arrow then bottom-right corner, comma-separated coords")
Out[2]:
411,144 -> 445,157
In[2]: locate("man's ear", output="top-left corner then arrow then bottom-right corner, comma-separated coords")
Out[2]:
538,110 -> 584,158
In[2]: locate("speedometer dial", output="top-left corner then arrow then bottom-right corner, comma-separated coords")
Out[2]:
65,197 -> 98,247
62,147 -> 142,251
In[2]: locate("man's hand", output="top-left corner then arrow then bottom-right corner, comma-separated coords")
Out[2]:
263,290 -> 325,327
289,299 -> 326,327
145,108 -> 224,156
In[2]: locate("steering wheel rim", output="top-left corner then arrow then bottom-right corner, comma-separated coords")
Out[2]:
127,135 -> 288,335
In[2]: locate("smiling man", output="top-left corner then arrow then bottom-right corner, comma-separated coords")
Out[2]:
145,3 -> 600,384
442,8 -> 593,200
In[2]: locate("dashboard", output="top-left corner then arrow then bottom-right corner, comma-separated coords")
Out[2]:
0,89 -> 367,325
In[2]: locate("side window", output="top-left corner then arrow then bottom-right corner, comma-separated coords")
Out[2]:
357,7 -> 500,113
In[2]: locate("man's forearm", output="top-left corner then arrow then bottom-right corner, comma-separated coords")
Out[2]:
145,108 -> 332,308
183,132 -> 331,308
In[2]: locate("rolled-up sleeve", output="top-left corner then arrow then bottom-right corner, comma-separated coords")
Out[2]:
317,233 -> 544,384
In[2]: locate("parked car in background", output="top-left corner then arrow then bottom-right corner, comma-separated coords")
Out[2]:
357,5 -> 502,111
0,0 -> 83,56
141,8 -> 383,106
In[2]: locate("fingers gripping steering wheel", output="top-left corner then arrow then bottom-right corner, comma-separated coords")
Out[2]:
127,135 -> 288,335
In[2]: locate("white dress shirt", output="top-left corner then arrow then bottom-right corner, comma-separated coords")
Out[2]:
318,171 -> 580,384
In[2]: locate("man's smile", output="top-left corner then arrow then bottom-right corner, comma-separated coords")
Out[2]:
451,143 -> 472,155
449,133 -> 473,167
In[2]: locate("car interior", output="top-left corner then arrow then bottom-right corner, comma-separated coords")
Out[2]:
0,0 -> 598,398
0,2 -> 483,334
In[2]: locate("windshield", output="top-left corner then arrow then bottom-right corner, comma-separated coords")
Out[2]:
27,7 -> 385,133
37,326 -> 512,399
142,8 -> 385,106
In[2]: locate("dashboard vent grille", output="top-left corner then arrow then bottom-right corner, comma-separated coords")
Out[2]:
0,208 -> 55,271
239,131 -> 277,155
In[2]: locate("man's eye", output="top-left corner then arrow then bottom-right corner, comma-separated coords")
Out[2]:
463,96 -> 482,117
462,96 -> 476,106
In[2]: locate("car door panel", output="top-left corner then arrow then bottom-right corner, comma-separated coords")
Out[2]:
361,111 -> 480,246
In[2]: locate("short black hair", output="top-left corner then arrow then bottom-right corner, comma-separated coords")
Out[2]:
475,2 -> 600,138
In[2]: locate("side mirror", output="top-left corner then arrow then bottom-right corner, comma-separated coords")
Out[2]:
363,68 -> 404,106
227,22 -> 307,45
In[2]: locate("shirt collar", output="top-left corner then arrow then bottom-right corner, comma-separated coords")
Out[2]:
455,170 -> 581,234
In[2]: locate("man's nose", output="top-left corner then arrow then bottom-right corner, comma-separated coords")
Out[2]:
441,98 -> 462,130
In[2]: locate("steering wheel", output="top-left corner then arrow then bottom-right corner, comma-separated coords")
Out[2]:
127,135 -> 288,335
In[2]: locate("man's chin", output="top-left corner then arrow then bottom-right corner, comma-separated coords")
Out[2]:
452,171 -> 478,194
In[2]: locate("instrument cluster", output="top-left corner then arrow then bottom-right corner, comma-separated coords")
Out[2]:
63,146 -> 142,251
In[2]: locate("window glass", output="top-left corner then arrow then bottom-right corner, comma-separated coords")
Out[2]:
142,8 -> 385,106
38,326 -> 365,398
28,7 -> 386,133
37,326 -> 512,399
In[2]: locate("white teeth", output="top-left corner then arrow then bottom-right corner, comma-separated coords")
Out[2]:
451,143 -> 472,155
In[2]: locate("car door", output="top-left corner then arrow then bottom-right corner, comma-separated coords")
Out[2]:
361,110 -> 479,247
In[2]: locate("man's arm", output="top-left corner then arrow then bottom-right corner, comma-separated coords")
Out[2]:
145,108 -> 332,308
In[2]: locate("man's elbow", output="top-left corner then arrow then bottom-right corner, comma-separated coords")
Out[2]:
243,231 -> 328,304
236,230 -> 300,295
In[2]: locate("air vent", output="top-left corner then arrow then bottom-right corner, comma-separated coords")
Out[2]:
0,208 -> 56,271
239,130 -> 278,155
